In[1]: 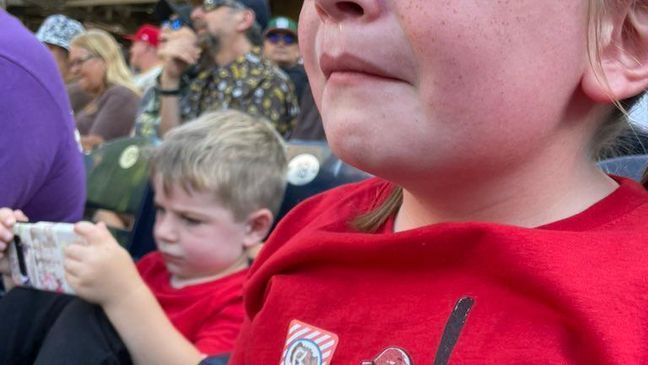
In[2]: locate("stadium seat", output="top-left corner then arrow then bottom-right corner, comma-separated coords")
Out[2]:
126,186 -> 157,259
597,154 -> 648,181
84,136 -> 160,251
275,140 -> 372,224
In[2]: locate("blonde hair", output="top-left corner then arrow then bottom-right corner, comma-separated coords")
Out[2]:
588,0 -> 647,158
354,0 -> 648,233
151,110 -> 287,221
70,29 -> 140,95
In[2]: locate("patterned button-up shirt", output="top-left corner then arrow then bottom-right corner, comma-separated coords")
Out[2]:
134,47 -> 299,139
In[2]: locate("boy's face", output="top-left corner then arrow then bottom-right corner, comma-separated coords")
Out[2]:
299,0 -> 592,184
152,178 -> 248,283
128,40 -> 148,70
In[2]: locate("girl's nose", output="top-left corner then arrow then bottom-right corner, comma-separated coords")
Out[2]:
313,0 -> 382,23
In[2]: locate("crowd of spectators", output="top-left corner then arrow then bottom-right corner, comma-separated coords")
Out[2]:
23,0 -> 324,145
0,1 -> 325,363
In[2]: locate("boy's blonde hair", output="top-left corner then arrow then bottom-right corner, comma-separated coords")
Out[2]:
70,29 -> 140,95
151,110 -> 287,221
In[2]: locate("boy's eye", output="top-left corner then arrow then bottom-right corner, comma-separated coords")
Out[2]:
154,204 -> 166,215
181,215 -> 203,225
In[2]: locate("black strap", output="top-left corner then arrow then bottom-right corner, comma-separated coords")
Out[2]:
433,296 -> 475,365
156,87 -> 181,96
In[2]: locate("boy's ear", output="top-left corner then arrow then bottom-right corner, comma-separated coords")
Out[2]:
582,3 -> 648,103
241,208 -> 274,248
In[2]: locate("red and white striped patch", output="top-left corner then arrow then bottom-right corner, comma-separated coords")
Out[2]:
281,319 -> 339,365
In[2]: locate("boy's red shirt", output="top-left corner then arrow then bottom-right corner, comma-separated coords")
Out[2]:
231,177 -> 648,364
136,252 -> 247,355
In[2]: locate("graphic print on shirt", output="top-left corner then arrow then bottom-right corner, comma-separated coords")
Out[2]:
360,347 -> 413,365
433,296 -> 475,365
359,296 -> 475,365
281,320 -> 340,365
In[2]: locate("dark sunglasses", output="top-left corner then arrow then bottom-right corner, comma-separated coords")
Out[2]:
266,32 -> 297,45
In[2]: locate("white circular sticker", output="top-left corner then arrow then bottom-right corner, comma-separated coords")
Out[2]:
283,339 -> 323,365
119,145 -> 140,169
287,154 -> 320,186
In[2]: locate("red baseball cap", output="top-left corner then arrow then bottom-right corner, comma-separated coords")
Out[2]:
125,24 -> 160,47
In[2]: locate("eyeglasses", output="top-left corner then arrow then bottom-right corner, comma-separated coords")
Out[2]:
69,55 -> 96,68
266,32 -> 297,45
190,0 -> 246,12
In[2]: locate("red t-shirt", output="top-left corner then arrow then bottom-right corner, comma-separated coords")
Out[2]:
230,177 -> 648,364
136,252 -> 247,355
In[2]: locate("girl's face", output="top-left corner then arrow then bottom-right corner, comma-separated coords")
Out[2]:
300,0 -> 593,184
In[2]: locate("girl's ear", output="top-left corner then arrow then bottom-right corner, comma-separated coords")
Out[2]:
582,2 -> 648,103
241,208 -> 273,248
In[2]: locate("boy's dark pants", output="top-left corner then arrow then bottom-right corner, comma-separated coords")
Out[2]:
0,287 -> 132,365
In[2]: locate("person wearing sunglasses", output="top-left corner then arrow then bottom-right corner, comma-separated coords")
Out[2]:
155,0 -> 299,139
263,17 -> 305,100
263,16 -> 326,142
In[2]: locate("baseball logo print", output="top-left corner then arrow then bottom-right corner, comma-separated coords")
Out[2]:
281,320 -> 339,365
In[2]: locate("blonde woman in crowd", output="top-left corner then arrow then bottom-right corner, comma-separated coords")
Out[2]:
69,29 -> 141,151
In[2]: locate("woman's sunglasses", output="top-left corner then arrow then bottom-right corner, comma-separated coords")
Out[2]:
266,32 -> 297,45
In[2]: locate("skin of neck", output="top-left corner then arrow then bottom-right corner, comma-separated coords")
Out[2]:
213,34 -> 252,66
394,105 -> 619,231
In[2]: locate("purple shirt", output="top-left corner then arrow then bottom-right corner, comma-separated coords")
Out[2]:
0,10 -> 85,222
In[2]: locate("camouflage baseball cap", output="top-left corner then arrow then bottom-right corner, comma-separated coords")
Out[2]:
35,14 -> 85,51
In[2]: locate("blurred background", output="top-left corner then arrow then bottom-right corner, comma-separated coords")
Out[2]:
2,0 -> 303,34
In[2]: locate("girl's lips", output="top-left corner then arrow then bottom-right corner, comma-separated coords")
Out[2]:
319,52 -> 403,82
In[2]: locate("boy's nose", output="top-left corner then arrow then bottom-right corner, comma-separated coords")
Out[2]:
313,0 -> 382,23
153,219 -> 179,244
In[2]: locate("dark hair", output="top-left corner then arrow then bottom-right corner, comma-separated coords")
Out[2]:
245,22 -> 263,46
